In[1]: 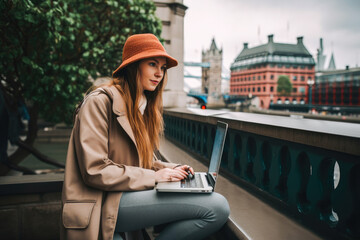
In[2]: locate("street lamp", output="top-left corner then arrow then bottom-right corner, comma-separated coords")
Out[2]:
307,79 -> 315,112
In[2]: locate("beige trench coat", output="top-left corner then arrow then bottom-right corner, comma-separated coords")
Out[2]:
60,86 -> 178,240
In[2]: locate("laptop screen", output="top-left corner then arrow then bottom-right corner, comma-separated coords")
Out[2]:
208,121 -> 228,185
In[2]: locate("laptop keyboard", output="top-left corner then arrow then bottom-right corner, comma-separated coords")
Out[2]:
181,174 -> 204,188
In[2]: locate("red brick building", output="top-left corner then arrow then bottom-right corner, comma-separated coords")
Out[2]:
314,67 -> 360,106
230,35 -> 315,109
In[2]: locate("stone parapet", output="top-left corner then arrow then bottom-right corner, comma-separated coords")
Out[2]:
163,108 -> 360,239
0,174 -> 63,240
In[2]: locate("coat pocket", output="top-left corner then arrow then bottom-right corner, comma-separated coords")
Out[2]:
63,200 -> 96,229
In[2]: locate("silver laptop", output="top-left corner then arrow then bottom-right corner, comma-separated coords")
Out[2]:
156,121 -> 228,193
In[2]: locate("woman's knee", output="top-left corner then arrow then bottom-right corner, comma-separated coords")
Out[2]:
208,193 -> 230,224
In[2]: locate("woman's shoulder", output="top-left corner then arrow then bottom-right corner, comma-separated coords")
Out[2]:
85,88 -> 112,105
78,88 -> 113,117
79,85 -> 126,116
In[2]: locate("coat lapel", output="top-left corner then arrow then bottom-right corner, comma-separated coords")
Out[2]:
104,86 -> 137,148
117,115 -> 137,148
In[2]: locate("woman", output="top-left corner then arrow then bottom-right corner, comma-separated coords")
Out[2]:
61,33 -> 230,240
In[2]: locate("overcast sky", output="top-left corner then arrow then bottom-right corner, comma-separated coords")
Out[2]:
183,0 -> 360,73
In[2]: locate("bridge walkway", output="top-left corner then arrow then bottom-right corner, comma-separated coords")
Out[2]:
159,137 -> 322,240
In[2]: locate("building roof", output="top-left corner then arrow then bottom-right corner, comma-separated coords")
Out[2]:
235,35 -> 312,60
316,66 -> 360,77
210,38 -> 219,51
203,38 -> 222,56
231,35 -> 315,69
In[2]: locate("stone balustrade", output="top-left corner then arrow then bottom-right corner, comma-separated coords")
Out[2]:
163,108 -> 360,240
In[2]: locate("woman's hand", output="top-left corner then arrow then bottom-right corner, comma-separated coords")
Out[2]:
155,167 -> 188,183
174,165 -> 194,175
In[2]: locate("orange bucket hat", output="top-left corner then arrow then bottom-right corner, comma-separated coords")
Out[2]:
112,33 -> 178,77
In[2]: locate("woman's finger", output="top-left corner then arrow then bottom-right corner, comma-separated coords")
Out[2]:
172,171 -> 186,179
182,165 -> 194,174
173,168 -> 187,176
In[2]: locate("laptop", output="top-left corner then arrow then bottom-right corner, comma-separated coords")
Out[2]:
156,121 -> 228,193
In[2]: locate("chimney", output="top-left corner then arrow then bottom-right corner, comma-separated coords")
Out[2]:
297,36 -> 303,44
346,65 -> 349,70
243,43 -> 248,49
268,34 -> 274,43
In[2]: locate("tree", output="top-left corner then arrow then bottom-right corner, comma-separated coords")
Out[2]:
0,0 -> 162,175
277,75 -> 292,96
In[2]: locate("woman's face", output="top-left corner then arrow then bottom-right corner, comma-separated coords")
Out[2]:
138,57 -> 167,92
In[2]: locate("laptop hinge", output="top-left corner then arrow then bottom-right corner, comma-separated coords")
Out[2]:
206,173 -> 215,187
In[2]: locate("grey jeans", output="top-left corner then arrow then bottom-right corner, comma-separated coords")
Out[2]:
115,189 -> 230,240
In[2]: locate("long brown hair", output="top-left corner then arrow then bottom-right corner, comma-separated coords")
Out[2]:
110,61 -> 166,169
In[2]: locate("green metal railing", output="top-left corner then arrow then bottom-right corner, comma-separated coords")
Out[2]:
163,109 -> 359,240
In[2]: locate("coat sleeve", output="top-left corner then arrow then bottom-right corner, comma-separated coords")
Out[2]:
152,153 -> 179,171
74,93 -> 156,191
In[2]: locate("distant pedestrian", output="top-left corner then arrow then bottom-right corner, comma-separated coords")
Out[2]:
61,33 -> 229,240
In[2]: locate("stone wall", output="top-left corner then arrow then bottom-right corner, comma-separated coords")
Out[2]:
0,174 -> 63,240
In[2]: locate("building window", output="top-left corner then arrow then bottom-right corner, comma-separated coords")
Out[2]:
253,76 -> 256,80
270,75 -> 274,80
270,86 -> 274,92
248,88 -> 250,92
301,76 -> 305,81
293,76 -> 297,81
308,76 -> 312,81
252,87 -> 255,92
257,87 -> 261,92
263,86 -> 266,91
263,75 -> 266,80
258,76 -> 261,80
293,88 -> 297,92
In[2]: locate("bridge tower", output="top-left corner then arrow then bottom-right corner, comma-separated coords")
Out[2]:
201,38 -> 224,106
